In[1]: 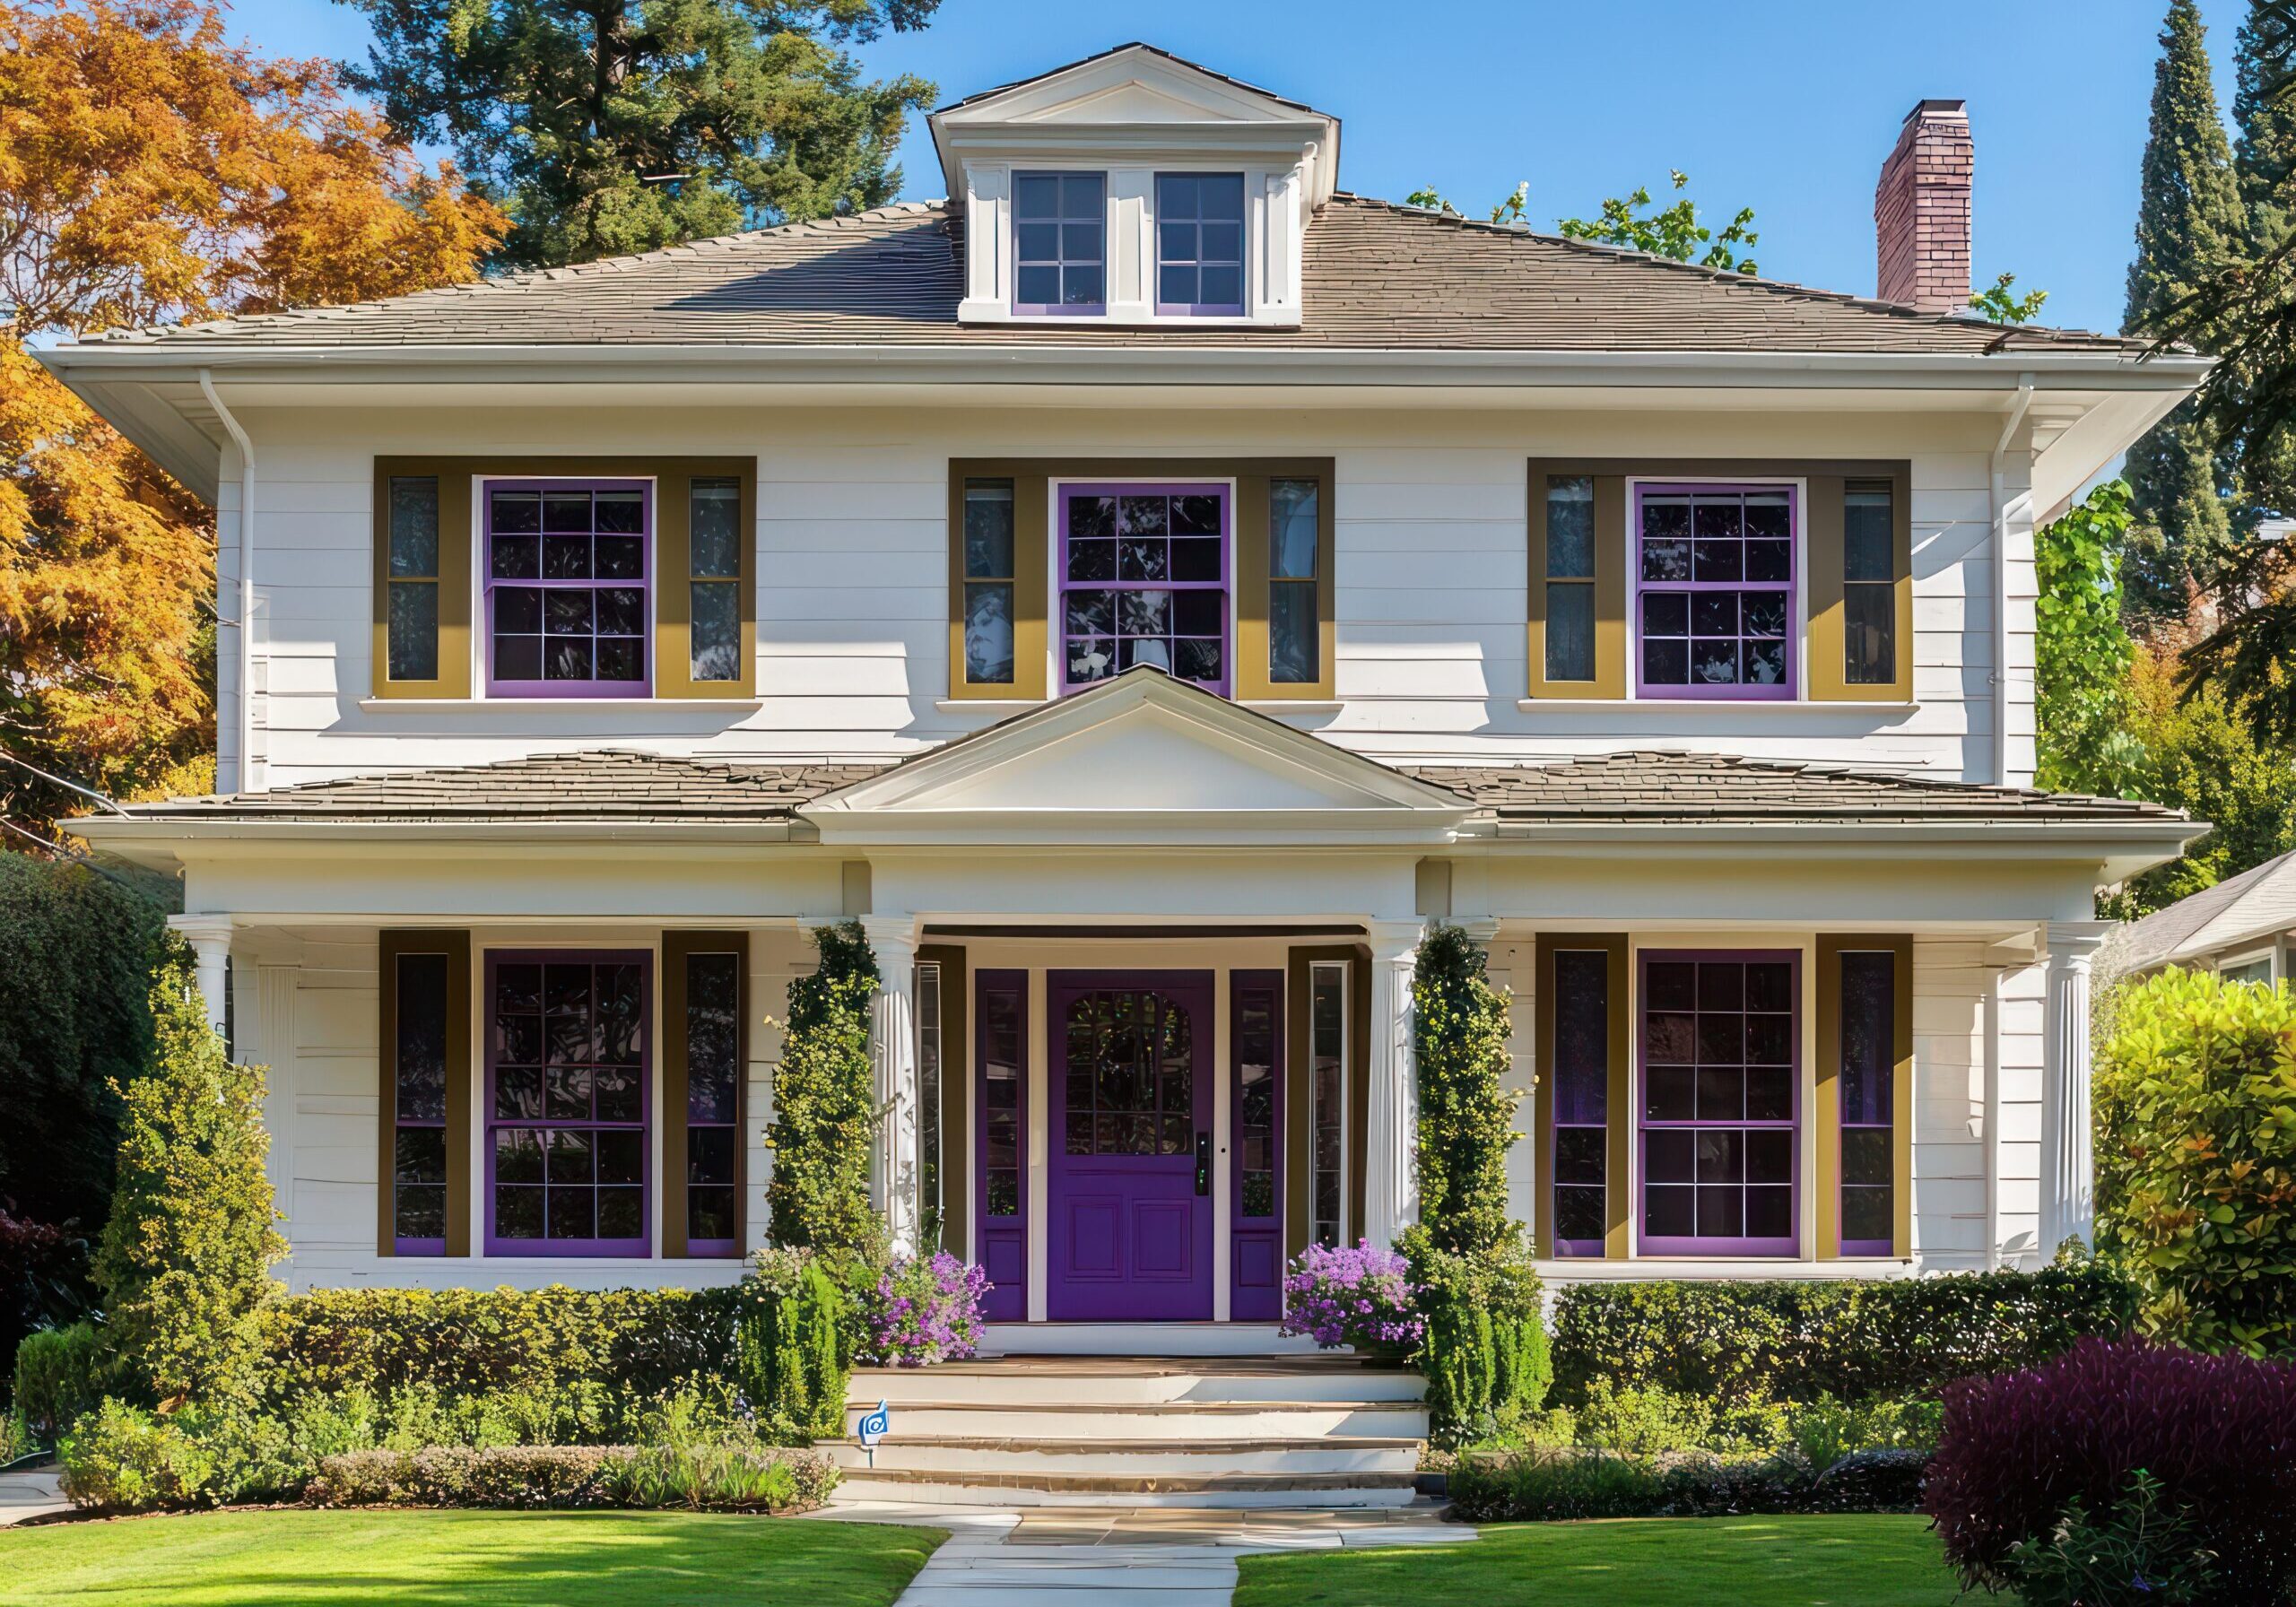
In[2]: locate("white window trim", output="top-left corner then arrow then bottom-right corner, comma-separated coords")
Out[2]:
2217,949 -> 2275,986
1309,958 -> 1351,1248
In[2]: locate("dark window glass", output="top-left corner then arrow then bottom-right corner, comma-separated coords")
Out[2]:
1269,479 -> 1319,684
1156,172 -> 1247,314
1063,486 -> 1228,694
1552,950 -> 1610,1254
963,482 -> 1016,685
683,950 -> 740,1250
1544,478 -> 1598,682
1014,171 -> 1106,311
386,477 -> 442,682
1234,984 -> 1278,1221
1641,952 -> 1797,1253
1844,484 -> 1895,685
486,482 -> 648,695
489,954 -> 648,1252
1839,949 -> 1895,1251
1311,964 -> 1346,1247
689,479 -> 742,682
393,951 -> 451,1247
1637,487 -> 1794,698
981,981 -> 1023,1222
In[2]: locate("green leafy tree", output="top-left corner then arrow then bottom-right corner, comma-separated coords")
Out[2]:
2095,967 -> 2296,1353
764,921 -> 883,1255
339,0 -> 943,269
93,951 -> 284,1404
1558,170 -> 1757,274
2035,480 -> 2140,794
1411,925 -> 1518,1259
2123,0 -> 2248,625
1969,272 -> 2049,325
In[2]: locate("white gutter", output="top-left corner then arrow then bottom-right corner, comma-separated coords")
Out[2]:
1990,374 -> 2036,786
197,369 -> 257,794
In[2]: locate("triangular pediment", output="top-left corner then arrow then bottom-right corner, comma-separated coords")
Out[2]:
806,670 -> 1466,846
933,43 -> 1328,131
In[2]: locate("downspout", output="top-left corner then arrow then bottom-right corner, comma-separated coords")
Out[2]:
1988,375 -> 2036,786
198,369 -> 256,795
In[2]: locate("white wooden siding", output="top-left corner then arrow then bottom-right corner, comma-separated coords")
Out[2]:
227,402 -> 2029,790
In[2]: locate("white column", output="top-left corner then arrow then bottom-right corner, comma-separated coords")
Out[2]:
1361,919 -> 1425,1249
169,914 -> 234,1044
2041,920 -> 2113,1257
861,914 -> 921,1258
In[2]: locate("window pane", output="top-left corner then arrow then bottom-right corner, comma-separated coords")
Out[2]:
396,954 -> 449,1121
1845,584 -> 1895,685
1270,481 -> 1318,578
387,581 -> 439,682
965,485 -> 1014,578
1638,486 -> 1796,700
691,481 -> 741,578
691,581 -> 740,681
389,478 -> 439,577
1844,488 -> 1892,581
1546,477 -> 1595,578
964,582 -> 1015,683
1839,951 -> 1894,1127
1545,583 -> 1595,682
1642,953 -> 1796,1251
1311,963 -> 1346,1247
1270,583 -> 1316,683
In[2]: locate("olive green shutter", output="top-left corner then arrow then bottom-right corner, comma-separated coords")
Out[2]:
1526,463 -> 1627,699
656,465 -> 758,699
378,929 -> 471,1257
1234,460 -> 1336,702
1805,464 -> 1913,702
663,930 -> 749,1259
373,462 -> 473,699
1532,934 -> 1630,1260
1815,935 -> 1914,1259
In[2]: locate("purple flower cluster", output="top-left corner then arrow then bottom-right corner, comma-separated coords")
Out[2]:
1276,1239 -> 1424,1351
863,1251 -> 992,1368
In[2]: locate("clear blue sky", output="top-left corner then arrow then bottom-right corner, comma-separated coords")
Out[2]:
221,0 -> 2250,337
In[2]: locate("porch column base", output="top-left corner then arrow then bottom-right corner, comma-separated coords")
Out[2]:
862,915 -> 921,1257
1362,919 -> 1424,1249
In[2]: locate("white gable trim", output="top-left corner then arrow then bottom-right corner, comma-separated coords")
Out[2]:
805,669 -> 1470,847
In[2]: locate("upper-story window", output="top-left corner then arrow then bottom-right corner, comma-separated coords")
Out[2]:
1014,172 -> 1105,314
1635,483 -> 1796,700
1060,482 -> 1231,694
484,480 -> 650,698
1156,174 -> 1245,316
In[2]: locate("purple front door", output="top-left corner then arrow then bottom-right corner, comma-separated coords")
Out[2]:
1048,971 -> 1214,1322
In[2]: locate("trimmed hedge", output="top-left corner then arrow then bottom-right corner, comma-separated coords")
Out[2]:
1551,1263 -> 2139,1406
1448,1445 -> 1928,1523
1404,1227 -> 1550,1446
259,1285 -> 741,1401
304,1443 -> 837,1514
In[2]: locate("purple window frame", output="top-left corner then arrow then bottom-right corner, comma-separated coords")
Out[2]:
1229,969 -> 1284,1321
975,969 -> 1028,1323
1838,949 -> 1897,1257
483,949 -> 652,1258
483,478 -> 653,699
1057,482 -> 1232,697
1638,949 -> 1801,1257
1155,172 -> 1247,317
1632,482 -> 1798,702
1013,171 -> 1106,317
1550,948 -> 1612,1260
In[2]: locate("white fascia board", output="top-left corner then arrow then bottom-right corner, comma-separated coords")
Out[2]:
805,809 -> 1465,847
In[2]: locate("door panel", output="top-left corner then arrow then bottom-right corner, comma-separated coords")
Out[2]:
1048,971 -> 1213,1321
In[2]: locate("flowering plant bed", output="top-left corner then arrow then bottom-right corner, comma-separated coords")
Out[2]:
857,1253 -> 990,1368
1278,1240 -> 1423,1355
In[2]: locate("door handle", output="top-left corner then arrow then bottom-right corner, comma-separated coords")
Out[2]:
1194,1133 -> 1212,1196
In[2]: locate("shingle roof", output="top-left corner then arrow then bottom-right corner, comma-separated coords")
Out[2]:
1406,751 -> 2186,825
83,195 -> 2144,356
117,750 -> 882,823
2105,847 -> 2296,976
109,746 -> 2185,830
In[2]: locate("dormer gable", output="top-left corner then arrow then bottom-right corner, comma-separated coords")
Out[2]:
928,44 -> 1339,329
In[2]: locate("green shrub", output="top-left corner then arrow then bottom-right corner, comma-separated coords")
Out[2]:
2095,966 -> 2296,1352
0,1404 -> 32,1464
94,953 -> 286,1404
1405,1227 -> 1549,1446
1784,1393 -> 1943,1472
2000,1470 -> 2218,1607
57,1398 -> 217,1510
305,1443 -> 836,1513
736,1247 -> 851,1439
767,922 -> 883,1255
11,1320 -> 117,1442
259,1284 -> 739,1401
1412,925 -> 1519,1259
1550,1265 -> 2137,1407
1448,1443 -> 1930,1523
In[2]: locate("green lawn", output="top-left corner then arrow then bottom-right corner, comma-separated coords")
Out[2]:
1235,1514 -> 1959,1607
0,1509 -> 944,1607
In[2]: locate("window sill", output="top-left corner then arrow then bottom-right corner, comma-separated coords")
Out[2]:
1517,697 -> 1916,714
935,697 -> 1342,717
935,698 -> 1039,716
1536,1255 -> 1914,1281
361,697 -> 763,713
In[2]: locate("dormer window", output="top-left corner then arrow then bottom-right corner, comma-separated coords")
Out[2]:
1156,174 -> 1246,316
1014,172 -> 1105,315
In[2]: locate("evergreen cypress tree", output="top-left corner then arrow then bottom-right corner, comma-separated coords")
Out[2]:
2123,0 -> 2248,626
2237,0 -> 2296,254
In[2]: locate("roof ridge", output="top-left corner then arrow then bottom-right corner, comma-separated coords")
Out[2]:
1327,193 -> 2151,352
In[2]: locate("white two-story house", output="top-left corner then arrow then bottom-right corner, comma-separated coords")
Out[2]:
50,45 -> 2204,1332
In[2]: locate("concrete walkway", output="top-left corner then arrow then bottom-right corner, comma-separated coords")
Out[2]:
0,1466 -> 69,1526
815,1500 -> 1474,1606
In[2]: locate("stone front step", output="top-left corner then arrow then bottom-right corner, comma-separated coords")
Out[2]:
980,1322 -> 1326,1357
854,1356 -> 1426,1407
823,1435 -> 1422,1478
844,1398 -> 1430,1439
826,1467 -> 1422,1509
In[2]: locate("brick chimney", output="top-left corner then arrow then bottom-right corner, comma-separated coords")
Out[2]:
1874,100 -> 1972,313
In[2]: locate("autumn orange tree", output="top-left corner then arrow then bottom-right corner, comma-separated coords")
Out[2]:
0,0 -> 503,836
